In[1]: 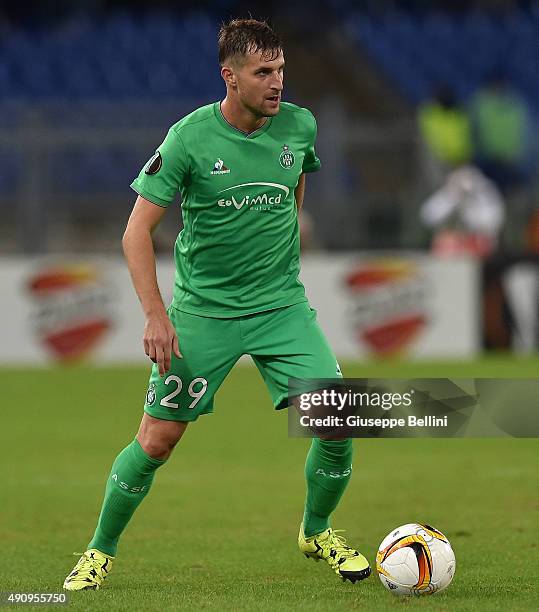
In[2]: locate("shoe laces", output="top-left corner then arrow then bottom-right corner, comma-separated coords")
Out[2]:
323,530 -> 358,560
70,551 -> 108,582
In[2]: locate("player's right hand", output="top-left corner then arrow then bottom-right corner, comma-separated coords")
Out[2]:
143,311 -> 182,376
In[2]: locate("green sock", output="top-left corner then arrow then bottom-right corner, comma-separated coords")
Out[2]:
88,439 -> 165,556
303,438 -> 353,538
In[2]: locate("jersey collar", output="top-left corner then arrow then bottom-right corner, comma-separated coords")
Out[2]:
214,102 -> 273,139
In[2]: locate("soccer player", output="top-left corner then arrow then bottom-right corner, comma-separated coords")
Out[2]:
63,18 -> 371,591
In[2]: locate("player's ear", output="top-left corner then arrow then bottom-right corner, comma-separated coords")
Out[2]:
221,65 -> 237,89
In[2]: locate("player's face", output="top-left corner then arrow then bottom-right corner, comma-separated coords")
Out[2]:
235,50 -> 284,118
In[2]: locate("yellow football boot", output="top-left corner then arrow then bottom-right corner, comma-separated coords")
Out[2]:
299,523 -> 371,583
63,549 -> 114,591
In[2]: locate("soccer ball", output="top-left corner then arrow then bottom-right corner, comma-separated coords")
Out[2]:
376,523 -> 455,596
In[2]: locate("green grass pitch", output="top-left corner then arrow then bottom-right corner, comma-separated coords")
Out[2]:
1,356 -> 538,611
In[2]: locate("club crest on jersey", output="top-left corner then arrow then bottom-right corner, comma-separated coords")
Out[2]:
145,383 -> 156,406
210,158 -> 231,175
279,144 -> 295,169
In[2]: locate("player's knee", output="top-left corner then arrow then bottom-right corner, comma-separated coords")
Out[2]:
140,439 -> 174,460
136,414 -> 188,460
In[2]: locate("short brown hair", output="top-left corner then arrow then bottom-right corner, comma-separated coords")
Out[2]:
218,18 -> 282,66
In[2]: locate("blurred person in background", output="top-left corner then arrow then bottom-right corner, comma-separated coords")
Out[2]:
469,70 -> 534,193
418,84 -> 474,182
420,165 -> 505,258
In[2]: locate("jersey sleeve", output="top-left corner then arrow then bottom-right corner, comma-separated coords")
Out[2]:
130,127 -> 189,207
302,111 -> 321,174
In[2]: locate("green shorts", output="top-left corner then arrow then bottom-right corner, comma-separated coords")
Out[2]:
143,301 -> 342,422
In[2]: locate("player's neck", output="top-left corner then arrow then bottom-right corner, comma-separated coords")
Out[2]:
220,98 -> 267,135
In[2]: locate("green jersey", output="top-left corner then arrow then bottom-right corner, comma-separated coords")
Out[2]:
131,101 -> 321,318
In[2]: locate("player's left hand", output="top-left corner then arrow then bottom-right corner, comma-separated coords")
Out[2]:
143,311 -> 182,376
